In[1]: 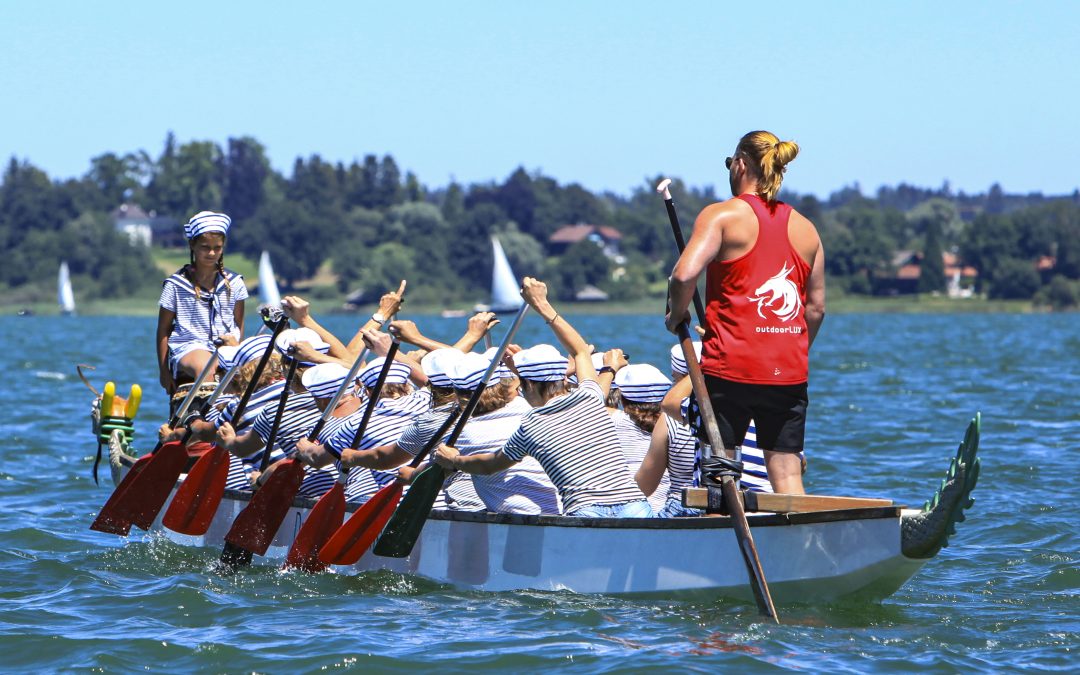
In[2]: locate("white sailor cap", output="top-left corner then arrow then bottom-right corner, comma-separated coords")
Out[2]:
234,334 -> 274,369
359,357 -> 412,388
670,341 -> 703,376
482,347 -> 513,380
568,352 -> 608,385
513,344 -> 567,383
614,363 -> 671,403
421,348 -> 463,389
451,352 -> 495,390
216,346 -> 239,370
185,211 -> 231,240
302,363 -> 352,400
275,328 -> 330,366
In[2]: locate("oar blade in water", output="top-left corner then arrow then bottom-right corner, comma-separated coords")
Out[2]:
372,465 -> 445,558
320,481 -> 403,566
90,441 -> 188,534
284,481 -> 345,572
162,444 -> 231,535
89,453 -> 152,534
223,458 -> 305,556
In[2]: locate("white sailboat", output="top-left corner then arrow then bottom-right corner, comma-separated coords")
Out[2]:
474,236 -> 523,314
58,261 -> 75,315
258,251 -> 281,308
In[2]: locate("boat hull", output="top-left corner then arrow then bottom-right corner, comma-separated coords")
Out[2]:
154,488 -> 925,602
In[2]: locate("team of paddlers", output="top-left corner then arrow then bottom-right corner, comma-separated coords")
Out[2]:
147,130 -> 820,520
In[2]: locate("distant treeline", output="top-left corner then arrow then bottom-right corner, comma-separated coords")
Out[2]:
2,133 -> 1078,308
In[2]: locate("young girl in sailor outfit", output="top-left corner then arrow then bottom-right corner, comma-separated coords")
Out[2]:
612,363 -> 673,513
157,212 -> 248,395
435,278 -> 652,518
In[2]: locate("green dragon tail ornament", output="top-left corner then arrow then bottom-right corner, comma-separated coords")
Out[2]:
901,413 -> 981,559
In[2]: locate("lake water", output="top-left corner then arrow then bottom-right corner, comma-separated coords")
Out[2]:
1,312 -> 1076,672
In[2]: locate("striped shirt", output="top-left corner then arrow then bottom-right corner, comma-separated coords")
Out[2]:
501,380 -> 646,514
251,390 -> 322,457
159,268 -> 248,355
211,381 -> 287,431
665,415 -> 698,493
681,397 -> 774,493
455,396 -> 558,515
397,400 -> 485,512
612,410 -> 669,512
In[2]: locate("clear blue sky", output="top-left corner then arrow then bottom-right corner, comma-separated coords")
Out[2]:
2,1 -> 1077,199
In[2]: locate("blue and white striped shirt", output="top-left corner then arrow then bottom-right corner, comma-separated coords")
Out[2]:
501,380 -> 646,514
612,410 -> 669,512
159,268 -> 248,354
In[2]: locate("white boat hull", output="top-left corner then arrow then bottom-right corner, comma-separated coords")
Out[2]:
154,489 -> 926,602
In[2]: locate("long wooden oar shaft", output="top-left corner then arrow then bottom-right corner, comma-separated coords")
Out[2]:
657,179 -> 707,327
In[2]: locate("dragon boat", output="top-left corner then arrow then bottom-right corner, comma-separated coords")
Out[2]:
94,392 -> 981,602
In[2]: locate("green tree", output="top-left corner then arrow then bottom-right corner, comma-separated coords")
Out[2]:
917,219 -> 946,294
552,239 -> 612,300
961,213 -> 1019,292
988,257 -> 1040,299
223,136 -> 270,223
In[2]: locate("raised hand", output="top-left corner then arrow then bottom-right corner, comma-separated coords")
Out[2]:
468,311 -> 500,337
361,328 -> 394,357
520,277 -> 549,308
377,280 -> 407,320
282,295 -> 311,324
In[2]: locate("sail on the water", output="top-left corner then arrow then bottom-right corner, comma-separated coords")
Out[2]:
258,251 -> 282,308
58,261 -> 75,315
476,236 -> 523,314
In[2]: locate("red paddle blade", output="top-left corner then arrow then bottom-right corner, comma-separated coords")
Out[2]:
90,442 -> 188,534
283,482 -> 346,573
162,445 -> 231,535
319,482 -> 403,566
89,453 -> 152,535
223,458 -> 305,556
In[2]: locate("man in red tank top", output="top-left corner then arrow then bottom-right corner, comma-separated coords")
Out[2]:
665,131 -> 826,494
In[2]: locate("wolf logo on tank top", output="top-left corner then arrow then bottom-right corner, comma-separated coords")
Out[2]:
748,262 -> 803,322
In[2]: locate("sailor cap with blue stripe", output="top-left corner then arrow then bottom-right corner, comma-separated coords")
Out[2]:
216,346 -> 239,370
512,344 -> 567,383
670,341 -> 703,376
275,328 -> 330,366
451,352 -> 497,391
482,347 -> 513,380
233,334 -> 275,369
568,352 -> 609,385
614,363 -> 671,403
420,348 -> 463,388
302,363 -> 352,400
359,357 -> 412,388
184,211 -> 231,240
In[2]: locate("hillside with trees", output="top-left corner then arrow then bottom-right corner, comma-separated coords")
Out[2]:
2,133 -> 1078,310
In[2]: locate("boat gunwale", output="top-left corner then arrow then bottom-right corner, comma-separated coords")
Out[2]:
217,487 -> 903,531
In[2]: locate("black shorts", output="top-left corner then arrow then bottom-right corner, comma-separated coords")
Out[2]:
702,375 -> 808,453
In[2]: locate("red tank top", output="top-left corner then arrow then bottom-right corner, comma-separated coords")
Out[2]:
700,194 -> 811,384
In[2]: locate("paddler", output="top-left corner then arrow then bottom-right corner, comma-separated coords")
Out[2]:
157,212 -> 248,395
665,130 -> 825,495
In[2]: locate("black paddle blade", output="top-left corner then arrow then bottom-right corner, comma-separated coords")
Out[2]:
372,465 -> 445,558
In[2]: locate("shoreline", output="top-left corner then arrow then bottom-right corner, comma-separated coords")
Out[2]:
0,294 -> 1053,317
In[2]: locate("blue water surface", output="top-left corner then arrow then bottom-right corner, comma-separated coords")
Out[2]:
0,312 -> 1076,672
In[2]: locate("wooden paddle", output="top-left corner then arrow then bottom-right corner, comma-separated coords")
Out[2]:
284,340 -> 401,572
90,343 -> 226,535
218,353 -> 305,568
657,178 -> 778,620
162,327 -> 284,535
373,303 -> 529,559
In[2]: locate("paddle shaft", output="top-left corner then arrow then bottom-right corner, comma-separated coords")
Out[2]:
677,321 -> 778,622
231,316 -> 290,424
657,180 -> 707,327
258,356 -> 300,473
306,346 -> 372,442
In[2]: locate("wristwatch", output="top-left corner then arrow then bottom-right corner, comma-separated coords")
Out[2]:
371,312 -> 386,323
597,366 -> 614,374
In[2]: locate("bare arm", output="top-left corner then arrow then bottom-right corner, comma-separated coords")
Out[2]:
598,349 -> 628,399
234,299 -> 245,338
216,421 -> 265,458
339,443 -> 413,471
282,296 -> 350,358
805,242 -> 826,349
434,444 -> 517,475
665,203 -> 729,333
389,320 -> 452,353
295,437 -> 336,468
452,312 -> 500,352
156,306 -> 176,394
661,376 -> 693,422
520,277 -> 594,381
635,414 -> 671,497
346,281 -> 406,355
